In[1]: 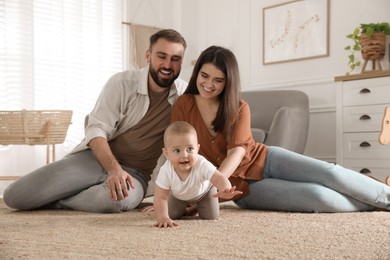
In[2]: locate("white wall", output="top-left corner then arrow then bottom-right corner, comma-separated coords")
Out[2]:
124,0 -> 390,161
1,0 -> 389,195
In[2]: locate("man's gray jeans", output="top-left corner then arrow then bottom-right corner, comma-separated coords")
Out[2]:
3,150 -> 144,213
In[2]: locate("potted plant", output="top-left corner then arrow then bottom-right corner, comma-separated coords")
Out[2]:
344,22 -> 390,75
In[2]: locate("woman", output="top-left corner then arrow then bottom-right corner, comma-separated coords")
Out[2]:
171,45 -> 390,212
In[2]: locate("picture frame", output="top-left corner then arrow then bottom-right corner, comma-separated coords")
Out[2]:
262,0 -> 330,65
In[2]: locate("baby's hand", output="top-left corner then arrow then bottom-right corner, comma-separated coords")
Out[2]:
154,217 -> 178,228
212,186 -> 243,200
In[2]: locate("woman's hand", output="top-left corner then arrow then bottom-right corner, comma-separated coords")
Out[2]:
218,147 -> 245,179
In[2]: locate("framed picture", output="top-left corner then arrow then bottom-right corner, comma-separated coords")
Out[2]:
263,0 -> 329,65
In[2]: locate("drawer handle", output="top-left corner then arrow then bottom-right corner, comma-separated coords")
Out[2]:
359,88 -> 371,94
359,141 -> 371,147
359,168 -> 371,174
359,114 -> 371,120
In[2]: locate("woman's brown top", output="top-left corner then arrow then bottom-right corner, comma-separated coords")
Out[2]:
171,94 -> 268,197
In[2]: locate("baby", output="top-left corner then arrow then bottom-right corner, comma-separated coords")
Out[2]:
153,121 -> 242,228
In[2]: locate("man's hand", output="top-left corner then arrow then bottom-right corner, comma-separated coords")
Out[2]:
88,137 -> 135,201
212,186 -> 242,200
106,169 -> 135,201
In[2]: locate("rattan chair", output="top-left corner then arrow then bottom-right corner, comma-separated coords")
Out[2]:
0,110 -> 72,180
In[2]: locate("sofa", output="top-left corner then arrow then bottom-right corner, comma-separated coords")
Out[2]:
240,90 -> 309,154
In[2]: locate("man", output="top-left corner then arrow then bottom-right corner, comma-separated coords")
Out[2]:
4,29 -> 187,213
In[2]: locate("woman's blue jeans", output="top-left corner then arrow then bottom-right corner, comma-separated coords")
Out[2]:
235,146 -> 390,212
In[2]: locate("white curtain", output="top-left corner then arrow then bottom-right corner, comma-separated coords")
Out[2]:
0,0 -> 123,149
0,0 -> 123,181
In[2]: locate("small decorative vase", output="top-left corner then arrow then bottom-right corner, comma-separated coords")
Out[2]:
360,32 -> 386,73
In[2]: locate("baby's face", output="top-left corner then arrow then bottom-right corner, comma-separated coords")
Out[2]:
163,133 -> 199,174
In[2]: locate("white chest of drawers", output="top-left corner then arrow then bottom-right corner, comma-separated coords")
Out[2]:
336,72 -> 390,182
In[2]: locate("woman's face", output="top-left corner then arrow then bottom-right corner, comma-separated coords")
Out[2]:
196,63 -> 226,100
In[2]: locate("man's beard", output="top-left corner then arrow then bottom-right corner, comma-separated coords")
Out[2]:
149,66 -> 179,89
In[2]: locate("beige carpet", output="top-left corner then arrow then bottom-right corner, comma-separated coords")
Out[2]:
1,198 -> 389,260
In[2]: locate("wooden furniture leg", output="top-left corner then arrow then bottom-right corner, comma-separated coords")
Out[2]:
361,60 -> 369,73
45,121 -> 54,164
361,59 -> 383,73
376,59 -> 382,71
52,144 -> 56,162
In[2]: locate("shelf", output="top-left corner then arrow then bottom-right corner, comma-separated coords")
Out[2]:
334,70 -> 390,82
0,110 -> 72,164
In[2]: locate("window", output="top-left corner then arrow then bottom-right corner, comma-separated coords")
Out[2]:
0,0 -> 123,150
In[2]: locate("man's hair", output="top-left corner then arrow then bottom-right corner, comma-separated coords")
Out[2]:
164,121 -> 197,146
149,29 -> 187,50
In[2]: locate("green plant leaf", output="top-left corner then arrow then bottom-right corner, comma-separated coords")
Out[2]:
365,27 -> 374,38
353,28 -> 360,37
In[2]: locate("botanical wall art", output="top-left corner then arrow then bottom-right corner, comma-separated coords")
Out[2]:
263,0 -> 329,65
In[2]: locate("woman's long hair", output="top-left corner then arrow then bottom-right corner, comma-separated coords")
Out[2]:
184,46 -> 241,141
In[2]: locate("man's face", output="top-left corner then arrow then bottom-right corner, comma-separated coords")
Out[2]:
146,38 -> 185,89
